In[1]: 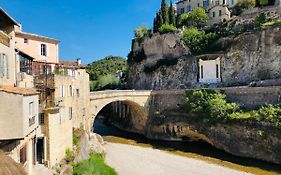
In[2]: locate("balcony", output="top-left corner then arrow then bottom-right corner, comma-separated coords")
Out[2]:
34,74 -> 55,90
0,31 -> 10,47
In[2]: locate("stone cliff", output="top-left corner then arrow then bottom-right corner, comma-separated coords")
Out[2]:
127,24 -> 281,89
146,113 -> 281,165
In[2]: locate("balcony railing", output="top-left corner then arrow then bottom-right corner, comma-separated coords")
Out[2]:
0,31 -> 10,47
34,74 -> 55,90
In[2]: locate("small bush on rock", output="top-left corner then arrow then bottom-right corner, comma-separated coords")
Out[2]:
159,24 -> 177,34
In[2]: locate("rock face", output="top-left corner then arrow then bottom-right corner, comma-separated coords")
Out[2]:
146,113 -> 281,165
127,32 -> 198,90
128,25 -> 281,89
221,26 -> 281,86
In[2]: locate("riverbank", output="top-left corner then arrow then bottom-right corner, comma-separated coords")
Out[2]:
104,141 -> 252,175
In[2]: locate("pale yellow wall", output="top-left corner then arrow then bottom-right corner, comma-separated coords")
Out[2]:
0,92 -> 39,139
15,35 -> 58,63
199,58 -> 221,83
208,5 -> 231,25
73,69 -> 90,129
176,1 -> 206,15
45,110 -> 73,168
0,30 -> 17,86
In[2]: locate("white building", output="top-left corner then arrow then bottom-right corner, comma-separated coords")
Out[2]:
198,57 -> 222,83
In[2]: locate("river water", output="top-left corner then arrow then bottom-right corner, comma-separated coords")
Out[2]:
93,117 -> 281,175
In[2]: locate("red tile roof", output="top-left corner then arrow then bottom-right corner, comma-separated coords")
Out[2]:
0,85 -> 39,96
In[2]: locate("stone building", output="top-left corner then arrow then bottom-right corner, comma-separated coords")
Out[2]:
0,8 -> 41,175
208,5 -> 231,25
176,0 -> 234,25
0,7 -> 91,173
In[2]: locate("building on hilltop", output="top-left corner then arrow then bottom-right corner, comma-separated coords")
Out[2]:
176,0 -> 234,25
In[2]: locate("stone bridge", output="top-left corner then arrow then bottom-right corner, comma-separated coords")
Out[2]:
87,87 -> 281,133
89,90 -> 153,133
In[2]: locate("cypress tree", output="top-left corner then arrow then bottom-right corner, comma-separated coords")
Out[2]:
158,11 -> 164,28
169,0 -> 176,26
153,17 -> 157,33
161,0 -> 169,24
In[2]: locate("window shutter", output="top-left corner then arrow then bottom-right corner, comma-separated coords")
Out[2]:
0,54 -> 3,76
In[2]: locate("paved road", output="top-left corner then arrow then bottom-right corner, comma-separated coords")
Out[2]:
104,142 -> 253,175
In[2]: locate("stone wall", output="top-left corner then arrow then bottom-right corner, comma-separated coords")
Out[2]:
224,86 -> 281,109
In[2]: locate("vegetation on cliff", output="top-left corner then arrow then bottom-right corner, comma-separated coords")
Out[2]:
73,153 -> 118,175
153,0 -> 176,33
184,89 -> 281,126
86,56 -> 127,91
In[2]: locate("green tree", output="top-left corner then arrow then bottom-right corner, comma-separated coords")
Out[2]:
186,8 -> 208,28
179,13 -> 190,27
168,0 -> 176,26
233,0 -> 256,15
161,0 -> 169,24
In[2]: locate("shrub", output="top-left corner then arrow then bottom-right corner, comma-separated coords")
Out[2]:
134,26 -> 152,40
251,105 -> 281,126
185,89 -> 239,119
233,0 -> 256,15
65,148 -> 74,162
159,24 -> 177,34
182,27 -> 217,54
259,0 -> 269,6
255,13 -> 267,26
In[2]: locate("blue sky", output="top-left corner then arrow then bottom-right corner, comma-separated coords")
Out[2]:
1,0 -> 174,64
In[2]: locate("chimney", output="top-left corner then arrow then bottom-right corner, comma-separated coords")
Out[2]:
77,58 -> 81,65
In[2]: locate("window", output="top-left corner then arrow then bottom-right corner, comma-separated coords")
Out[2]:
29,102 -> 34,116
213,11 -> 216,17
40,44 -> 47,56
216,64 -> 219,78
20,146 -> 27,164
24,38 -> 28,44
69,107 -> 73,120
180,8 -> 185,14
203,0 -> 209,8
60,85 -> 65,97
187,5 -> 192,12
19,54 -> 32,75
232,0 -> 234,4
69,85 -> 73,96
197,2 -> 200,7
39,113 -> 44,125
219,10 -> 222,16
0,54 -> 8,78
215,0 -> 220,5
201,65 -> 204,79
76,89 -> 80,97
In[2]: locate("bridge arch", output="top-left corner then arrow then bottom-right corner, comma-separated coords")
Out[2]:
89,90 -> 152,134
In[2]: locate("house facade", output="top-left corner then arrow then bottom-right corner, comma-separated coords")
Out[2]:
0,7 -> 91,174
176,0 -> 236,25
0,8 -> 40,175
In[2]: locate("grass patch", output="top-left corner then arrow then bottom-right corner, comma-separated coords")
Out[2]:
263,18 -> 281,27
73,153 -> 118,175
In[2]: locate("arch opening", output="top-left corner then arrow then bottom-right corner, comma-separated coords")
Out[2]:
92,100 -> 148,136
